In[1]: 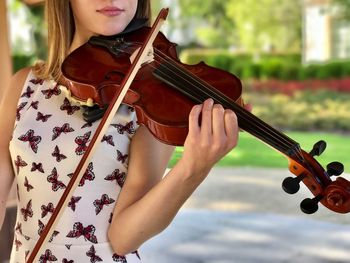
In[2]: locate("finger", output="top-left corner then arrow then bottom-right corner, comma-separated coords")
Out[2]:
224,109 -> 239,148
188,104 -> 203,136
200,98 -> 214,137
244,103 -> 253,112
212,104 -> 226,139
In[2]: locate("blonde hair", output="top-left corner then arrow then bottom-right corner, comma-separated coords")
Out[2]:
34,0 -> 151,81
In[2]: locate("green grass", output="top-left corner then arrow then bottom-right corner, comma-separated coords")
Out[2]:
169,131 -> 350,170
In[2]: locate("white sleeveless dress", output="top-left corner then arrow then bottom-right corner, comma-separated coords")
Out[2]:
9,70 -> 142,263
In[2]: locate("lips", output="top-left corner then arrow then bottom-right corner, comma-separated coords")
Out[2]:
97,6 -> 124,17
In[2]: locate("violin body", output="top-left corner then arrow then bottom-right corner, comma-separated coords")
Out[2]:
62,27 -> 243,145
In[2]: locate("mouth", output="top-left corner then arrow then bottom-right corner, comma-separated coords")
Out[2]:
97,6 -> 125,17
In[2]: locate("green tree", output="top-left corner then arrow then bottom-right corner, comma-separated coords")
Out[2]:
227,0 -> 302,56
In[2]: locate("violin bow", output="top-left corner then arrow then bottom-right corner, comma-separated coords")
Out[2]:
27,8 -> 169,263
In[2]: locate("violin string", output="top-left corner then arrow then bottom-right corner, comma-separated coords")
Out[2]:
110,44 -> 303,159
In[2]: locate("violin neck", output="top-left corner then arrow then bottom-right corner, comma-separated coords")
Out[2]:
153,61 -> 300,158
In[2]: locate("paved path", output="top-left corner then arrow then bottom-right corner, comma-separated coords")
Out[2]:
140,167 -> 350,263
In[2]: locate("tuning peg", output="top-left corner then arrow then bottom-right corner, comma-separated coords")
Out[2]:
326,161 -> 344,177
282,174 -> 307,194
309,140 -> 327,157
300,195 -> 323,214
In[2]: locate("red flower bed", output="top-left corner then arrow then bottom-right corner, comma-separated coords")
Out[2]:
251,78 -> 350,94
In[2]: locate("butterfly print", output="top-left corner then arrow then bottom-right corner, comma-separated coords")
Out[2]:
31,162 -> 45,173
79,162 -> 95,186
29,100 -> 39,110
111,121 -> 135,135
116,150 -> 128,164
30,78 -> 44,85
101,135 -> 115,146
47,168 -> 66,191
24,176 -> 34,192
86,245 -> 102,263
66,222 -> 98,244
18,129 -> 42,153
65,244 -> 72,250
93,194 -> 115,215
39,249 -> 57,263
41,84 -> 61,99
21,199 -> 33,221
104,169 -> 126,188
112,253 -> 127,263
14,236 -> 22,251
14,155 -> 27,174
52,123 -> 74,141
41,202 -> 55,218
52,145 -> 67,162
36,111 -> 52,122
15,222 -> 22,235
60,98 -> 80,115
16,102 -> 28,121
21,86 -> 34,98
74,131 -> 91,155
81,122 -> 93,129
38,220 -> 59,242
62,259 -> 74,263
68,196 -> 82,211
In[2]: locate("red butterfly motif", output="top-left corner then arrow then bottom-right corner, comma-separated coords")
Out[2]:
15,222 -> 22,235
36,111 -> 52,122
39,249 -> 57,263
14,155 -> 27,174
38,220 -> 59,242
21,199 -> 33,221
104,169 -> 126,188
62,259 -> 74,263
24,176 -> 34,192
52,145 -> 67,162
81,122 -> 93,129
47,167 -> 66,191
18,129 -> 42,153
30,78 -> 44,85
29,100 -> 39,109
14,236 -> 22,251
21,86 -> 34,98
79,162 -> 95,186
52,123 -> 74,141
116,150 -> 128,164
68,196 -> 82,211
111,121 -> 135,135
66,222 -> 98,244
93,194 -> 115,215
86,245 -> 102,263
31,162 -> 44,173
41,202 -> 55,218
41,84 -> 61,99
16,102 -> 28,121
74,131 -> 91,155
60,98 -> 80,115
101,135 -> 115,146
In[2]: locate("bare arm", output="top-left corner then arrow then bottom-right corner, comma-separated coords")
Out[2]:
0,67 -> 31,229
108,98 -> 238,255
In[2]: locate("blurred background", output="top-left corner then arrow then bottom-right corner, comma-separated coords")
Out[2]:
1,0 -> 350,262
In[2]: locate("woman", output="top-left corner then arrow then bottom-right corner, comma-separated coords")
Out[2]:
0,0 -> 240,262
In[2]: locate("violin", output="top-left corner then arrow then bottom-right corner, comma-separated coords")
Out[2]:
61,22 -> 350,215
28,8 -> 350,262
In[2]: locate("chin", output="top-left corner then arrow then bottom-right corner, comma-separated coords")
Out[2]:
99,24 -> 129,36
